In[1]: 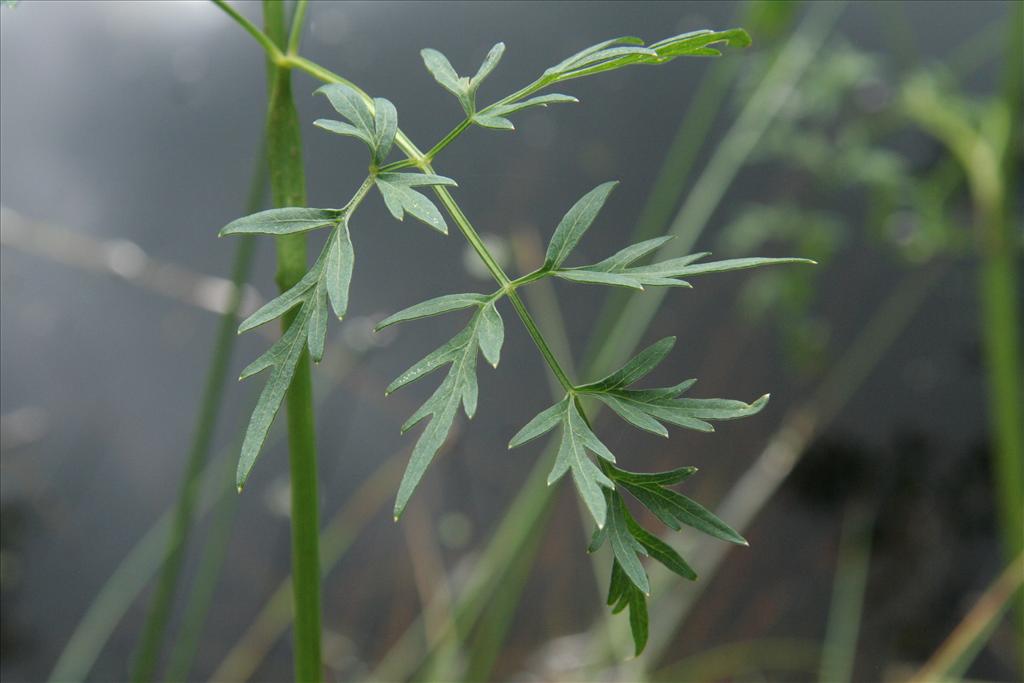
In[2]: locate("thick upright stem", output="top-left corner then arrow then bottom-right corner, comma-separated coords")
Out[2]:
986,6 -> 1023,637
263,3 -> 322,681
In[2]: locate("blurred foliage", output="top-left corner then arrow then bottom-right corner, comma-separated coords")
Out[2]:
715,37 -> 998,376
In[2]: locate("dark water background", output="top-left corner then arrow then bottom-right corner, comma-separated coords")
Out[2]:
1,1 -> 1017,681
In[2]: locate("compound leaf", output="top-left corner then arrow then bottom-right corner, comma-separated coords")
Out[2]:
325,223 -> 355,320
307,282 -> 328,362
473,114 -> 515,130
238,311 -> 306,380
372,97 -> 398,164
219,207 -> 341,237
546,400 -> 616,527
238,258 -> 324,333
607,465 -> 697,487
508,397 -> 568,448
313,118 -> 373,147
376,176 -> 448,235
606,560 -> 649,655
491,93 -> 579,117
421,47 -> 473,113
471,42 -> 505,89
236,303 -> 313,489
376,176 -> 450,234
606,491 -> 650,595
554,270 -> 644,289
618,476 -> 747,545
376,293 -> 488,331
557,247 -> 812,289
390,308 -> 500,518
626,515 -> 697,581
477,301 -> 504,367
544,181 -> 618,269
581,336 -> 676,391
376,172 -> 457,188
316,83 -> 375,139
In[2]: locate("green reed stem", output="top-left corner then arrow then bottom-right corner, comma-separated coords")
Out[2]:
164,459 -> 242,681
263,2 -> 322,681
989,5 -> 1023,635
903,5 -> 1022,634
818,503 -> 873,683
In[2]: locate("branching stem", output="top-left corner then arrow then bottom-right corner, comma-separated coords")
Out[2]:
212,2 -> 579,396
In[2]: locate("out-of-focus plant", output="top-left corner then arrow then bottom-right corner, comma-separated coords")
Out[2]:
716,1 -> 1022,651
901,40 -> 1022,636
210,1 -> 814,671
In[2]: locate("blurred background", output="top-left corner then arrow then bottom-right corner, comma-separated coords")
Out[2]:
1,1 -> 1021,681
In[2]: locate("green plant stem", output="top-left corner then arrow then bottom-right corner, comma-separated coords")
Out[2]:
209,7 -> 839,678
211,448 -> 408,682
408,6 -> 845,676
164,468 -> 240,682
241,47 -> 581,398
818,503 -> 873,683
212,0 -> 283,62
990,5 -> 1023,637
426,118 -> 473,161
902,7 -> 1023,633
208,9 -> 581,680
263,3 -> 322,681
276,56 -> 580,394
428,166 -> 578,392
129,156 -> 262,683
422,234 -> 580,683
